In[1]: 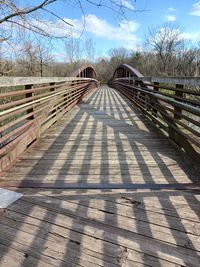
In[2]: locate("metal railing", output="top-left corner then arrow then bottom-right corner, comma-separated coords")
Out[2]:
0,77 -> 98,172
109,77 -> 200,165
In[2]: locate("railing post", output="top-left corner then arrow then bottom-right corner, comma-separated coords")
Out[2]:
50,82 -> 55,92
50,82 -> 57,115
134,80 -> 138,101
153,82 -> 159,92
138,81 -> 145,107
25,84 -> 34,119
152,82 -> 159,116
174,84 -> 183,120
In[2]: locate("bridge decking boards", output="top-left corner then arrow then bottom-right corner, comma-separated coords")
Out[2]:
0,85 -> 200,266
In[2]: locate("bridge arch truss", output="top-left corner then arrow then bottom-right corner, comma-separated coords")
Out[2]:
71,64 -> 97,79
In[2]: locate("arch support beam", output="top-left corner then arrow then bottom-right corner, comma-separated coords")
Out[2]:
71,64 -> 97,79
112,64 -> 144,80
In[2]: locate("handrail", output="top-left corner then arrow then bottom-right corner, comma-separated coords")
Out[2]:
0,76 -> 83,87
116,78 -> 200,95
109,66 -> 200,165
134,76 -> 200,86
0,77 -> 98,172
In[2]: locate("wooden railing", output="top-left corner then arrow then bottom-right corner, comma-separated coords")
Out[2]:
0,77 -> 98,172
109,77 -> 200,166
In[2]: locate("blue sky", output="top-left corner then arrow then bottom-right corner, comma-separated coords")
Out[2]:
28,0 -> 200,58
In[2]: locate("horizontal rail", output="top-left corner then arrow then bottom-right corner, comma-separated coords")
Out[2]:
109,77 -> 200,165
0,76 -> 91,87
0,77 -> 98,172
133,76 -> 200,86
116,78 -> 200,95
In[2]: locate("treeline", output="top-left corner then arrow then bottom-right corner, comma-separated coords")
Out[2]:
96,24 -> 200,82
1,24 -> 200,83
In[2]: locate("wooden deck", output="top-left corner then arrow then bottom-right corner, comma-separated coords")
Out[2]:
0,85 -> 200,266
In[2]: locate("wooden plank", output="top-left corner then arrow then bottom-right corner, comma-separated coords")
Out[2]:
0,209 -> 180,267
1,182 -> 199,191
49,193 -> 200,236
16,195 -> 200,251
0,85 -> 199,266
0,211 -> 183,266
2,197 -> 200,266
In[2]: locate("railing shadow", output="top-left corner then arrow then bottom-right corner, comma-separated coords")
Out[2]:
0,86 -> 199,266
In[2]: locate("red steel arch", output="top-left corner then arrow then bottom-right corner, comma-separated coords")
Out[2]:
111,63 -> 152,89
112,64 -> 144,80
71,64 -> 97,79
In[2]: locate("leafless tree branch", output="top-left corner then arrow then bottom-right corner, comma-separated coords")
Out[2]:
0,0 -> 57,24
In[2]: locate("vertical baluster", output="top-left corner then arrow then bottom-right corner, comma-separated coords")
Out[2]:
174,84 -> 184,120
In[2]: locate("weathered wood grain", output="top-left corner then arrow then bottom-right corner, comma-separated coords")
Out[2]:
0,85 -> 199,266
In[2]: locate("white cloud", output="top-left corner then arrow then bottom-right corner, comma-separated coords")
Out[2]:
168,7 -> 176,12
32,15 -> 140,49
153,27 -> 200,43
82,15 -> 140,48
120,0 -> 135,10
181,32 -> 200,41
189,1 -> 200,16
82,15 -> 140,39
166,15 -> 176,21
165,7 -> 176,22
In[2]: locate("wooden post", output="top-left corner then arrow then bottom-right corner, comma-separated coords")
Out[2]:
130,75 -> 133,85
50,82 -> 57,115
153,82 -> 159,116
174,84 -> 184,120
134,81 -> 138,101
135,81 -> 144,107
50,82 -> 55,92
25,84 -> 34,119
153,82 -> 159,92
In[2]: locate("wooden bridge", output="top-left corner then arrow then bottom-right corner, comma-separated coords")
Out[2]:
0,64 -> 200,266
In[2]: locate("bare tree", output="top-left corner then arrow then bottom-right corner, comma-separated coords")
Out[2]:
64,38 -> 81,64
84,38 -> 96,62
95,57 -> 111,83
0,0 -> 141,77
64,38 -> 83,75
0,58 -> 15,76
0,0 -> 72,42
175,46 -> 200,76
35,41 -> 53,76
0,42 -> 13,75
0,0 -> 140,44
0,1 -> 56,25
109,47 -> 130,68
146,23 -> 184,75
19,41 -> 38,76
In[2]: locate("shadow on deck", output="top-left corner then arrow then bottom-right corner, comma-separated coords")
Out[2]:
0,85 -> 199,266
